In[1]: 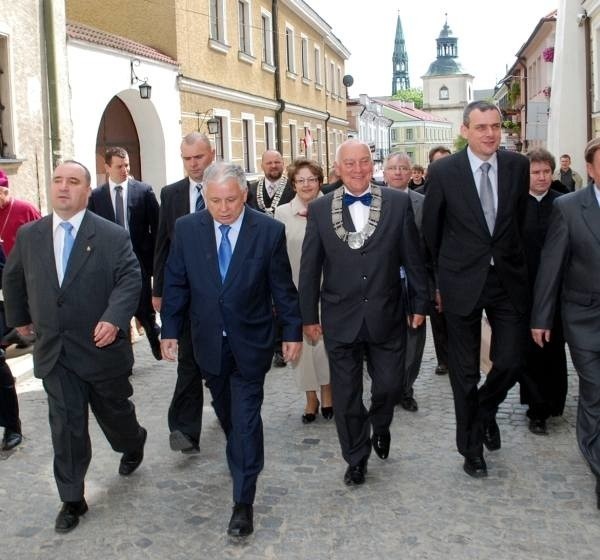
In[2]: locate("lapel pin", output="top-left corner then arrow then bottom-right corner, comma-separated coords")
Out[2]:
86,246 -> 91,251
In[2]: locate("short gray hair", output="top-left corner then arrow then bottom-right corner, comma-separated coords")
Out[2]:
181,131 -> 212,149
202,162 -> 248,193
384,152 -> 412,167
463,100 -> 501,126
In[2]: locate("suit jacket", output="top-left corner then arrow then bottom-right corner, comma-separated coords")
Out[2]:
298,186 -> 428,344
88,179 -> 159,274
422,149 -> 530,315
247,177 -> 295,213
160,207 -> 302,377
152,178 -> 191,297
531,184 -> 600,351
2,211 -> 141,379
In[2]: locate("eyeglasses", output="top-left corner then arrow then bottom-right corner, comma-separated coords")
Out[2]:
295,177 -> 319,185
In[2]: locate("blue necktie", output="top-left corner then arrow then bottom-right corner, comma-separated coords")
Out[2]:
195,185 -> 205,212
218,224 -> 232,281
343,192 -> 372,206
60,221 -> 75,277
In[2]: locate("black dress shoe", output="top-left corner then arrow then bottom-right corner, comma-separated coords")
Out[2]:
272,351 -> 286,368
321,406 -> 334,420
400,396 -> 419,412
595,476 -> 600,510
227,503 -> 253,537
169,430 -> 199,453
372,432 -> 391,459
528,418 -> 548,435
344,457 -> 368,485
435,364 -> 448,375
148,328 -> 163,361
119,427 -> 147,475
55,499 -> 88,533
2,428 -> 22,451
483,419 -> 501,451
302,401 -> 319,424
463,456 -> 488,478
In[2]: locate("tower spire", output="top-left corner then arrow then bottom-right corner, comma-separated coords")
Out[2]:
392,12 -> 410,95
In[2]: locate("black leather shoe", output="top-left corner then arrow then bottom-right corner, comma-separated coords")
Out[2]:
528,418 -> 548,435
227,503 -> 253,537
463,456 -> 488,478
435,364 -> 448,375
483,419 -> 501,451
119,427 -> 147,475
372,432 -> 391,460
55,499 -> 88,533
344,457 -> 368,485
2,428 -> 22,451
272,351 -> 286,368
400,396 -> 419,412
595,476 -> 600,510
169,430 -> 199,453
148,327 -> 162,361
321,406 -> 334,420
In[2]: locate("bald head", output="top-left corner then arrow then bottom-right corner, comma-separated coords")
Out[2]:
261,150 -> 284,182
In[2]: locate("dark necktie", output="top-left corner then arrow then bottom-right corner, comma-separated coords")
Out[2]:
60,221 -> 75,277
343,192 -> 372,206
479,162 -> 495,233
218,224 -> 232,281
195,184 -> 205,212
114,185 -> 125,227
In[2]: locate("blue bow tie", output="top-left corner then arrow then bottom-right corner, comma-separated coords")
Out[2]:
343,192 -> 372,206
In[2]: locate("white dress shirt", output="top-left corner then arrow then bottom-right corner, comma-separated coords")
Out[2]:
213,208 -> 245,253
53,209 -> 86,285
466,147 -> 498,213
344,185 -> 372,232
594,184 -> 600,207
108,178 -> 129,230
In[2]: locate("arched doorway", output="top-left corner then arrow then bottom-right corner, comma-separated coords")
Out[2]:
95,96 -> 142,186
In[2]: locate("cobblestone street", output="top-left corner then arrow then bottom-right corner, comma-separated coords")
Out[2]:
2,327 -> 600,560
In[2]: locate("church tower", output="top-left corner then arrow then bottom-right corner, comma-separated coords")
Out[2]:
391,12 -> 410,95
422,15 -> 474,137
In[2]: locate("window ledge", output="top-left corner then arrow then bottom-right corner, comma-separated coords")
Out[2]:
262,61 -> 276,73
208,39 -> 230,54
314,83 -> 323,91
286,70 -> 297,80
302,77 -> 311,85
238,51 -> 255,64
0,158 -> 24,168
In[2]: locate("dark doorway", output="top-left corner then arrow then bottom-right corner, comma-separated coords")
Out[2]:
95,96 -> 141,185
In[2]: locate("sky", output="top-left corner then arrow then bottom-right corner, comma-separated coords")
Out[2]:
311,0 -> 558,97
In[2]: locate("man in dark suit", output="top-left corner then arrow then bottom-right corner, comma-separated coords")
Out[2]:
88,147 -> 161,360
382,152 -> 426,412
152,132 -> 215,455
422,100 -> 530,478
531,137 -> 600,510
160,162 -> 302,537
247,150 -> 295,368
299,139 -> 427,486
3,161 -> 146,533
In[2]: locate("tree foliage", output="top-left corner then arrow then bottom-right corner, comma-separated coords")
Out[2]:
392,88 -> 423,109
453,134 -> 468,151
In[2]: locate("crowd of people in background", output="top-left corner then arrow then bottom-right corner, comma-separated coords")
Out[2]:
2,99 -> 600,538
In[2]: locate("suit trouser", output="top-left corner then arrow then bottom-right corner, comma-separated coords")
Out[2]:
324,323 -> 405,467
0,355 -> 20,433
202,338 -> 265,505
135,269 -> 159,344
429,303 -> 449,367
400,320 -> 427,399
569,345 -> 600,478
167,318 -> 204,443
42,364 -> 145,502
444,267 -> 527,458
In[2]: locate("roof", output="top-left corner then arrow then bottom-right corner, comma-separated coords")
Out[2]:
66,22 -> 179,66
372,98 -> 450,123
424,58 -> 465,76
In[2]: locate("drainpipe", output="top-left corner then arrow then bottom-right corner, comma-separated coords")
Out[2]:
517,57 -> 528,152
324,111 -> 331,170
584,15 -> 592,142
43,0 -> 62,168
272,0 -> 284,155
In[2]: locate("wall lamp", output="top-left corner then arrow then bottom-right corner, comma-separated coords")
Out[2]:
195,110 -> 219,134
130,59 -> 152,100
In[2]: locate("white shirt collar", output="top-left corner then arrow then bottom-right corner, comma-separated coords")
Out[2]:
52,209 -> 86,234
467,147 -> 498,175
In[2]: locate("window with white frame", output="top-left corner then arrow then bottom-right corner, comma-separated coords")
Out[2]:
289,122 -> 297,161
337,66 -> 342,97
213,110 -> 231,162
316,127 -> 323,164
241,114 -> 256,173
213,117 -> 225,161
406,128 -> 413,141
0,34 -> 15,159
329,60 -> 335,93
261,10 -> 273,66
264,117 -> 275,151
301,35 -> 309,80
210,0 -> 227,44
285,25 -> 296,74
238,0 -> 251,55
314,46 -> 322,85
